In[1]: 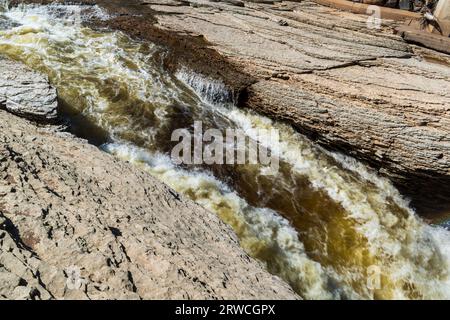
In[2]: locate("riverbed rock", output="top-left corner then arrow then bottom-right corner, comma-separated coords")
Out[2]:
245,55 -> 450,214
0,57 -> 58,123
0,108 -> 298,300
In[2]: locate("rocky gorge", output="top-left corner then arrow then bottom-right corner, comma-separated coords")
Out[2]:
14,0 -> 450,215
0,0 -> 450,300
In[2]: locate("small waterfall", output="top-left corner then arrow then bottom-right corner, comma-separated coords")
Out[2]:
176,68 -> 235,105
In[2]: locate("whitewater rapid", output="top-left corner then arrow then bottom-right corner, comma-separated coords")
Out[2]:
0,2 -> 449,299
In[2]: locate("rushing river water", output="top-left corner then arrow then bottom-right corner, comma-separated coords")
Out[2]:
1,3 -> 450,299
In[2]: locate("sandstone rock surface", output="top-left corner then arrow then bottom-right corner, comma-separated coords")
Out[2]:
0,57 -> 58,122
0,108 -> 297,300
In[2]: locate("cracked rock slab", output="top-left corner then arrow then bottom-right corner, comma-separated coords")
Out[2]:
152,0 -> 411,77
0,57 -> 58,123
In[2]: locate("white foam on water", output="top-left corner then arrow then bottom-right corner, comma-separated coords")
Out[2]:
0,4 -> 340,299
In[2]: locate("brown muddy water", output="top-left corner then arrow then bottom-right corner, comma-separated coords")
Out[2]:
1,3 -> 450,299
